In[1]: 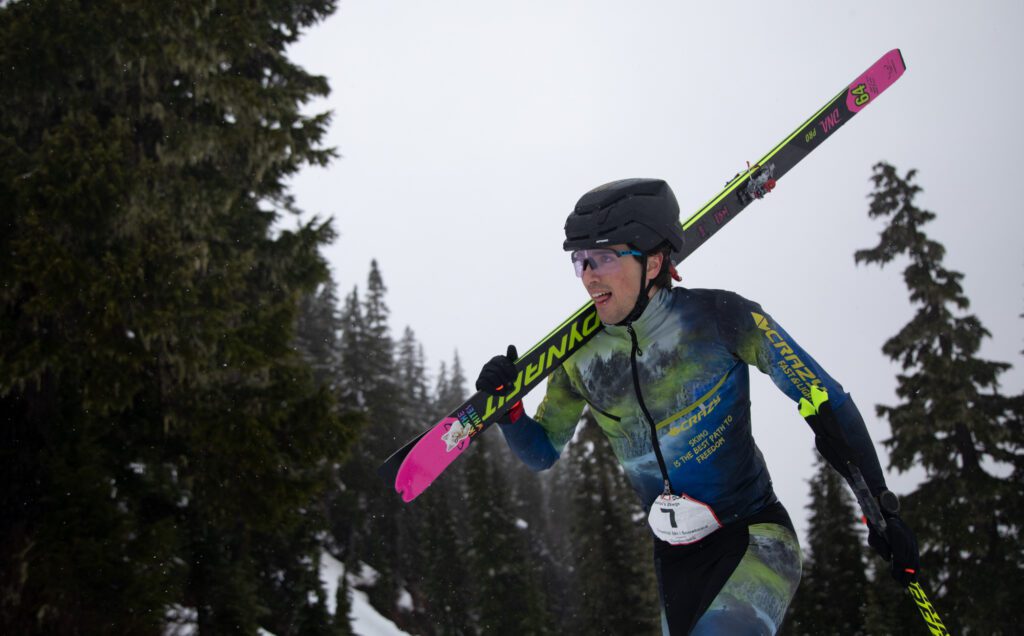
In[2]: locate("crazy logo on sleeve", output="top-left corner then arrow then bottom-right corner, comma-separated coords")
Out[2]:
750,312 -> 821,399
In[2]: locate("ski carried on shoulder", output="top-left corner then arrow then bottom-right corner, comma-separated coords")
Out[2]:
379,48 -> 907,502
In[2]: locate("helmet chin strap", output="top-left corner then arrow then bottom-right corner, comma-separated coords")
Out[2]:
614,254 -> 656,327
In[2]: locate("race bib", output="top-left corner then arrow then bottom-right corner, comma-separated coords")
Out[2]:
647,493 -> 722,545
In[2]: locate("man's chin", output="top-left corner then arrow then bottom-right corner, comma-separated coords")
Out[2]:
595,306 -> 625,326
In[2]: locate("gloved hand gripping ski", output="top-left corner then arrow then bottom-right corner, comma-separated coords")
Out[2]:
869,516 -> 920,587
475,345 -> 524,424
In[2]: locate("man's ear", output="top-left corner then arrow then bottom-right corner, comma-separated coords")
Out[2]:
646,252 -> 663,281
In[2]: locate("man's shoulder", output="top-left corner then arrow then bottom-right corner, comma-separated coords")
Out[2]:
668,286 -> 754,308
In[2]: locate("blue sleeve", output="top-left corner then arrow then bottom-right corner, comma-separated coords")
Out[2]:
716,291 -> 888,493
498,363 -> 585,471
498,415 -> 560,471
831,395 -> 887,495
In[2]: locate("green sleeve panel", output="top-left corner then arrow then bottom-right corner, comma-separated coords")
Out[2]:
533,363 -> 586,455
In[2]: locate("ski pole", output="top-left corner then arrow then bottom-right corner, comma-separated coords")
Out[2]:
798,385 -> 951,635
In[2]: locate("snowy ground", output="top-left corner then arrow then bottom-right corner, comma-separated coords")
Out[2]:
320,552 -> 412,636
163,553 -> 410,635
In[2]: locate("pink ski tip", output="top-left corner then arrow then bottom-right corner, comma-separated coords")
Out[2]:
398,484 -> 420,503
394,416 -> 474,501
846,49 -> 906,113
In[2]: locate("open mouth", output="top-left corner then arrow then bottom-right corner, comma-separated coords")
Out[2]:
591,290 -> 612,306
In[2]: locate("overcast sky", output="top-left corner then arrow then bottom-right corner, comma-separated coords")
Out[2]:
287,0 -> 1024,543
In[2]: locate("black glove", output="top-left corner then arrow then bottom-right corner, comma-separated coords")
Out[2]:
475,345 -> 518,397
868,515 -> 920,587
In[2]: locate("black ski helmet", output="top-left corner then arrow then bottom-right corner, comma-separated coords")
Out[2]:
563,178 -> 684,255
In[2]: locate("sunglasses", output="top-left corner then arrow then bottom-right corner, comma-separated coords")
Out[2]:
570,248 -> 642,278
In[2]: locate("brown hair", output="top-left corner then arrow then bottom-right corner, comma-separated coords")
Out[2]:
647,243 -> 676,290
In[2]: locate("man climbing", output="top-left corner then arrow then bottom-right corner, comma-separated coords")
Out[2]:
475,178 -> 920,635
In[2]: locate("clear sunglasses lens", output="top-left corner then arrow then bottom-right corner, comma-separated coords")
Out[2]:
571,252 -> 587,277
571,249 -> 619,277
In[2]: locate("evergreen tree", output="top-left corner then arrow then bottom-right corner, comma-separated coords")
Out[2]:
396,327 -> 431,414
489,408 -> 563,632
332,573 -> 355,636
434,360 -> 451,414
855,162 -> 1024,633
354,263 -> 406,615
531,446 -> 579,632
362,260 -> 400,429
253,517 -> 337,636
296,277 -> 343,389
295,276 -> 367,635
389,328 -> 441,632
410,482 -> 470,636
336,286 -> 366,408
326,264 -> 416,625
391,328 -> 473,635
565,412 -> 660,636
783,451 -> 869,635
321,285 -> 366,569
464,430 -> 550,635
434,351 -> 469,417
1,1 -> 353,633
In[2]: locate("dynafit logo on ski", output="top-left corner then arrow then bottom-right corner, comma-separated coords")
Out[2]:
481,309 -> 602,421
818,107 -> 843,135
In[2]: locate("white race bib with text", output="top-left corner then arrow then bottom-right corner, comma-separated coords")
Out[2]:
647,493 -> 722,545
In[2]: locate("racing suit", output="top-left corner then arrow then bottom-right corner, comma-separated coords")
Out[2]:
498,286 -> 885,634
